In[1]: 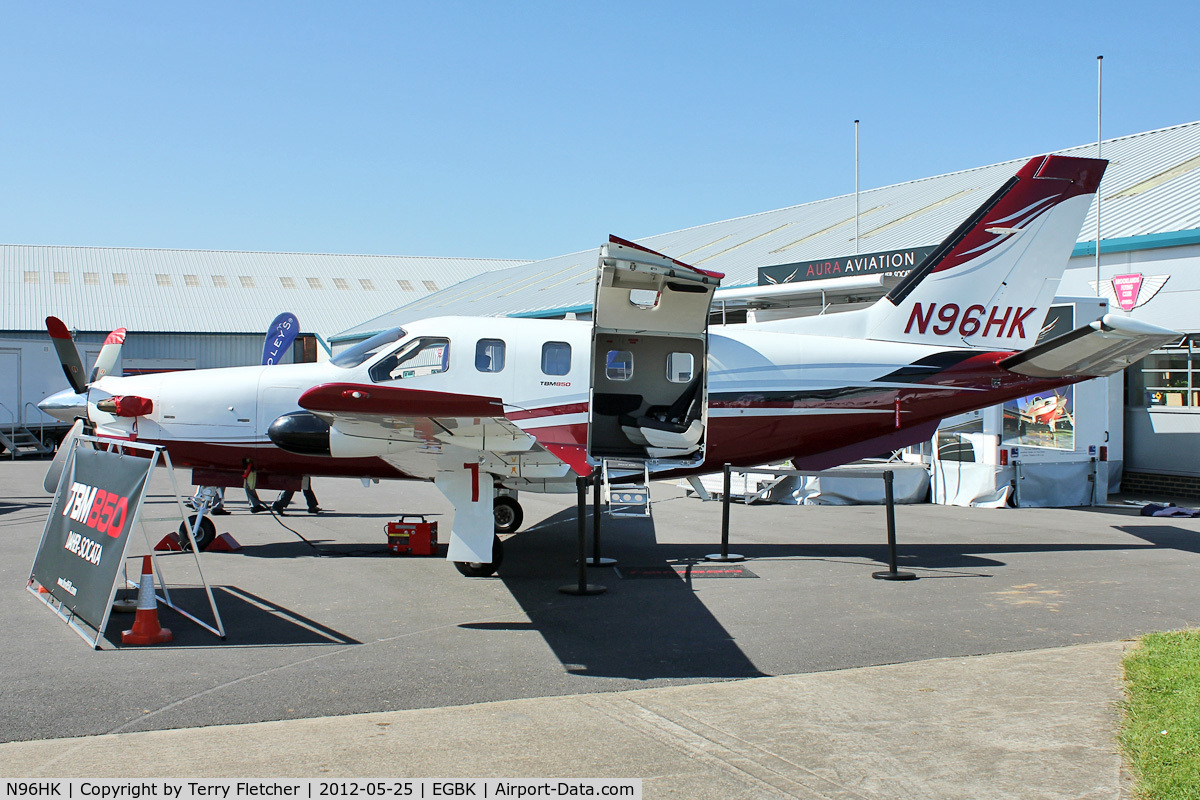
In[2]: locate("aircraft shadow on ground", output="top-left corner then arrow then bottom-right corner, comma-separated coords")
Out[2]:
232,540 -> 400,559
0,496 -> 53,515
487,505 -> 766,682
1113,524 -> 1200,555
102,585 -> 360,648
477,507 -> 1200,681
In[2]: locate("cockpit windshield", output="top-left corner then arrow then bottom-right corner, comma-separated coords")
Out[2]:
330,328 -> 406,368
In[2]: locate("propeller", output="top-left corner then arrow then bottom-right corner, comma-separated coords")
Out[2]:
39,317 -> 129,493
43,419 -> 85,494
91,326 -> 127,382
46,316 -> 87,394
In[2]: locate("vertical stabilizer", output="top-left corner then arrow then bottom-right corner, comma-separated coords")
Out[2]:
866,154 -> 1106,349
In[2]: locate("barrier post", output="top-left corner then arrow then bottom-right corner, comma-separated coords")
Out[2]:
872,470 -> 916,581
560,475 -> 606,595
706,463 -> 744,563
587,467 -> 616,567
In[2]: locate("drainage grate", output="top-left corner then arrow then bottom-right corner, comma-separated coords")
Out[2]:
619,565 -> 757,580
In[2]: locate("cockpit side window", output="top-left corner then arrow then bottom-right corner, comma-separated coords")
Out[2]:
369,337 -> 450,382
331,328 -> 406,368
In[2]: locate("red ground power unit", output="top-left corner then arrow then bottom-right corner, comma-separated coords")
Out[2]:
386,515 -> 439,556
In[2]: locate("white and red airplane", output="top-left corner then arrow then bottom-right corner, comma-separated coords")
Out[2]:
1016,392 -> 1074,432
39,154 -> 1178,575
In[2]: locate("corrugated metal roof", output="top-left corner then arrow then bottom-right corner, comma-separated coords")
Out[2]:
337,120 -> 1200,339
3,245 -> 526,336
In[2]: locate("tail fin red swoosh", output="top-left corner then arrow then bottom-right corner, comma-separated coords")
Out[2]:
867,154 -> 1107,350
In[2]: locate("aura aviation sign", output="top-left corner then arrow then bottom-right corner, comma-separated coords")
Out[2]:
758,246 -> 938,286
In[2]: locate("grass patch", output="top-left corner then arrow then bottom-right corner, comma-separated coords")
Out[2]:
1120,629 -> 1200,799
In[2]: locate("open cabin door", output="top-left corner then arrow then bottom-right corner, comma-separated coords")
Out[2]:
588,236 -> 722,469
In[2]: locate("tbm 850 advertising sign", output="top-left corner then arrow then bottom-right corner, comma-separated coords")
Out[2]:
32,447 -> 152,631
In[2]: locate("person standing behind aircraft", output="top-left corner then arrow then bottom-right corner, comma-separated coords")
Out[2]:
272,475 -> 322,514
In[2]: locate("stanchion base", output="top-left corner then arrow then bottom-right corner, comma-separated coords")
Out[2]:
559,584 -> 607,595
705,553 -> 745,563
872,570 -> 918,581
585,557 -> 617,567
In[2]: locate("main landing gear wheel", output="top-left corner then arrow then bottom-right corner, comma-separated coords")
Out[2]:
178,515 -> 217,551
493,496 -> 523,534
454,534 -> 504,578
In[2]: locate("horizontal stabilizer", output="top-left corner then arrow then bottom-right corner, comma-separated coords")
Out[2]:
1000,315 -> 1178,379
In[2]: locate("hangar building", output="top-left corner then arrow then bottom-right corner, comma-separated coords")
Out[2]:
337,121 -> 1200,498
1,246 -> 524,452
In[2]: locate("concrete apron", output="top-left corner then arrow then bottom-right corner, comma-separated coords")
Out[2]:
0,641 -> 1132,800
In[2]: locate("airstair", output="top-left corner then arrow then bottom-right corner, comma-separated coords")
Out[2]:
0,427 -> 53,457
601,460 -> 652,518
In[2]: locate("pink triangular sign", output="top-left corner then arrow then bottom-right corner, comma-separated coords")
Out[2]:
1111,273 -> 1143,311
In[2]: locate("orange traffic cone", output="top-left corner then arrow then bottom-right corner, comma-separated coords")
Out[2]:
121,556 -> 173,645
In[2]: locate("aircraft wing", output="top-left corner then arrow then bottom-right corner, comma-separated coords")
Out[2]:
298,383 -> 590,473
297,382 -> 587,564
298,383 -> 535,452
1000,314 -> 1178,379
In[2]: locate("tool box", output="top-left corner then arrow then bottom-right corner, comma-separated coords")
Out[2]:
386,515 -> 439,556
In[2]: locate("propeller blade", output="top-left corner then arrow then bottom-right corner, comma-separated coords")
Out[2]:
45,316 -> 87,394
43,419 -> 85,494
90,327 -> 127,382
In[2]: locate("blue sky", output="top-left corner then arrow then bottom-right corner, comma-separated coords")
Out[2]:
2,1 -> 1197,261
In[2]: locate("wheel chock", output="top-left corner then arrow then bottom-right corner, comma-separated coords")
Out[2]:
154,532 -> 183,552
208,533 -> 241,551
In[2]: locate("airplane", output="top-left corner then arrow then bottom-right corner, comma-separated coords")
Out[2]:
1014,391 -> 1073,433
38,153 -> 1180,578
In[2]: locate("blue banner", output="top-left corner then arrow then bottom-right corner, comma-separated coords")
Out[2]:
261,312 -> 300,365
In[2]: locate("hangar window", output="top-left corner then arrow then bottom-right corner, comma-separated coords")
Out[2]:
398,280 -> 415,291
239,276 -> 256,289
114,273 -> 129,286
84,272 -> 99,285
1132,335 -> 1200,407
280,277 -> 296,289
370,337 -> 450,382
307,277 -> 322,289
212,275 -> 228,288
184,274 -> 200,287
24,271 -> 39,284
156,274 -> 172,287
475,339 -> 505,373
423,280 -> 439,291
542,342 -> 571,376
360,278 -> 376,291
54,272 -> 69,284
334,278 -> 350,290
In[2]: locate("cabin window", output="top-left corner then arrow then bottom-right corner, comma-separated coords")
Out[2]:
606,350 -> 633,381
666,352 -> 694,383
476,339 -> 505,373
370,337 -> 450,382
541,342 -> 571,376
628,289 -> 660,308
